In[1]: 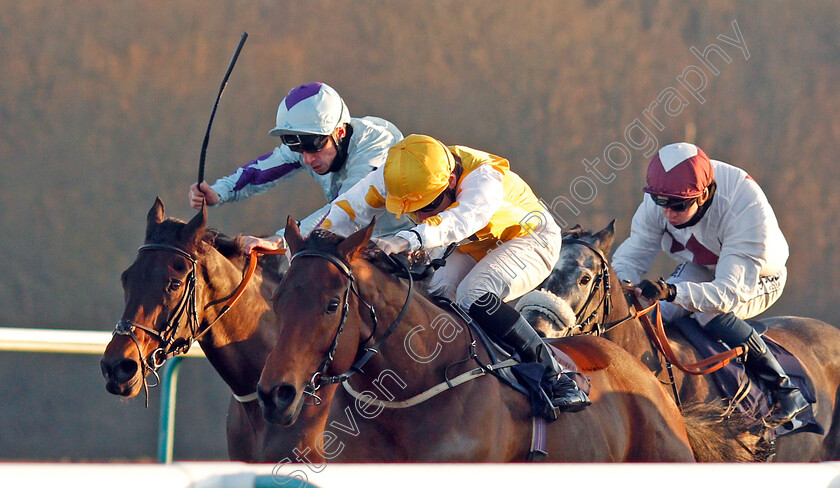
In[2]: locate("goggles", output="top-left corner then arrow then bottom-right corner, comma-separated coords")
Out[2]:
416,190 -> 448,213
650,194 -> 696,212
281,134 -> 331,153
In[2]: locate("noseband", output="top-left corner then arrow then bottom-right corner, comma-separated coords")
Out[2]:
289,249 -> 413,405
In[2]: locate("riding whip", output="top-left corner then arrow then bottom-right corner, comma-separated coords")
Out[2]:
197,32 -> 248,187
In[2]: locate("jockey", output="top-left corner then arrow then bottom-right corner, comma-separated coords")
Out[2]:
612,142 -> 808,423
320,134 -> 591,418
188,82 -> 411,252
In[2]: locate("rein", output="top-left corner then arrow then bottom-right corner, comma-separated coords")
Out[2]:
112,243 -> 285,405
289,249 -> 414,405
629,294 -> 746,376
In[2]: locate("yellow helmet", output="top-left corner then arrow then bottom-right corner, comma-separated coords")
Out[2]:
384,134 -> 455,218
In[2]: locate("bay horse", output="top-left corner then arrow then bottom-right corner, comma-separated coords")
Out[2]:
519,221 -> 840,461
100,198 -> 333,462
256,218 -> 748,462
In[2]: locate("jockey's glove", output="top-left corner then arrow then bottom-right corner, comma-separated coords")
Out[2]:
638,278 -> 677,302
372,235 -> 410,255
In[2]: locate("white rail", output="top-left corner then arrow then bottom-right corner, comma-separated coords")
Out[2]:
0,326 -> 204,463
2,462 -> 840,488
0,327 -> 204,356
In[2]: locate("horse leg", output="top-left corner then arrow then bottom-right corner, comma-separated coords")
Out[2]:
226,399 -> 257,462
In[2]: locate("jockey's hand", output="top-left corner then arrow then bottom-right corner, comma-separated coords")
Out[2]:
189,181 -> 221,210
242,235 -> 286,254
373,235 -> 410,255
636,278 -> 676,302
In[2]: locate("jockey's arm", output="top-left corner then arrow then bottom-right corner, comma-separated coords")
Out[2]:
321,168 -> 387,237
612,199 -> 666,284
209,146 -> 303,206
672,192 -> 776,314
284,159 -> 385,238
672,252 -> 764,314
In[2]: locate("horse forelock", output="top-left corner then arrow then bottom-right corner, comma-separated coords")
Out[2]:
301,229 -> 401,276
562,227 -> 593,241
145,218 -> 219,256
301,228 -> 345,253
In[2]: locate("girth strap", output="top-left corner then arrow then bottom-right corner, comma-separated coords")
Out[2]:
340,358 -> 518,409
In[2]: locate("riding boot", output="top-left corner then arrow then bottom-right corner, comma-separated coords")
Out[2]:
705,312 -> 809,423
469,293 -> 591,418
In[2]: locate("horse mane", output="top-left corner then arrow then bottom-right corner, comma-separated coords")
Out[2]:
302,229 -> 429,280
148,217 -> 286,283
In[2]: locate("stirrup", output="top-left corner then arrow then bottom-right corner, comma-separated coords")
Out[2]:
539,388 -> 561,422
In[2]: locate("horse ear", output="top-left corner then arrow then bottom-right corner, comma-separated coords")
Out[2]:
285,216 -> 304,253
146,197 -> 166,240
593,220 -> 616,254
338,217 -> 376,262
183,202 -> 207,247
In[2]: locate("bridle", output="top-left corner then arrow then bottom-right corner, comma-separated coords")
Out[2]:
111,244 -> 199,405
288,249 -> 413,405
112,243 -> 281,405
560,238 -> 636,336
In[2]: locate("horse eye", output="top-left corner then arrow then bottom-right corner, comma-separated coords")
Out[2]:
326,298 -> 341,314
167,279 -> 182,292
579,275 -> 592,286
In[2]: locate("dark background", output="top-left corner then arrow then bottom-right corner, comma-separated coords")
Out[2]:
1,0 -> 838,461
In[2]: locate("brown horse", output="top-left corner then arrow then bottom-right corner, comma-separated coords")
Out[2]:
519,221 -> 840,461
100,198 -> 333,462
253,218 -> 752,462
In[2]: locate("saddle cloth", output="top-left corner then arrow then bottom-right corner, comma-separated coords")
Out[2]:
671,316 -> 823,436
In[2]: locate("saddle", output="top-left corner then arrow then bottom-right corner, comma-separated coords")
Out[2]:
670,316 -> 823,437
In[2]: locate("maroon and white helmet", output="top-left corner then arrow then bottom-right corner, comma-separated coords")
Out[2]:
644,143 -> 714,199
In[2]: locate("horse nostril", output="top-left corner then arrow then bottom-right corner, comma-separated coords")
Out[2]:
259,384 -> 297,410
275,385 -> 297,406
111,359 -> 139,382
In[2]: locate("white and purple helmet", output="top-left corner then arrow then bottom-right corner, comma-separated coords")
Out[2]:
644,142 -> 714,199
268,82 -> 350,137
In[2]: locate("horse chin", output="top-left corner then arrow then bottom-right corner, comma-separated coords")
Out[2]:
263,401 -> 303,427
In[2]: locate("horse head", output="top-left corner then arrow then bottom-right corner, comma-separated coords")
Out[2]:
257,218 -> 377,426
100,198 -> 234,398
518,221 -> 617,338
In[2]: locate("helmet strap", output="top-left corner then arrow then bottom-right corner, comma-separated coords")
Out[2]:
674,181 -> 717,229
327,124 -> 352,173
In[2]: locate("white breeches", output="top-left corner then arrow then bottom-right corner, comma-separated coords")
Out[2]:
427,218 -> 562,311
659,261 -> 787,326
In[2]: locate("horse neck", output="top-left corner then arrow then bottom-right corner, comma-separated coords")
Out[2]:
350,263 -> 472,396
195,248 -> 278,395
601,265 -> 657,360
